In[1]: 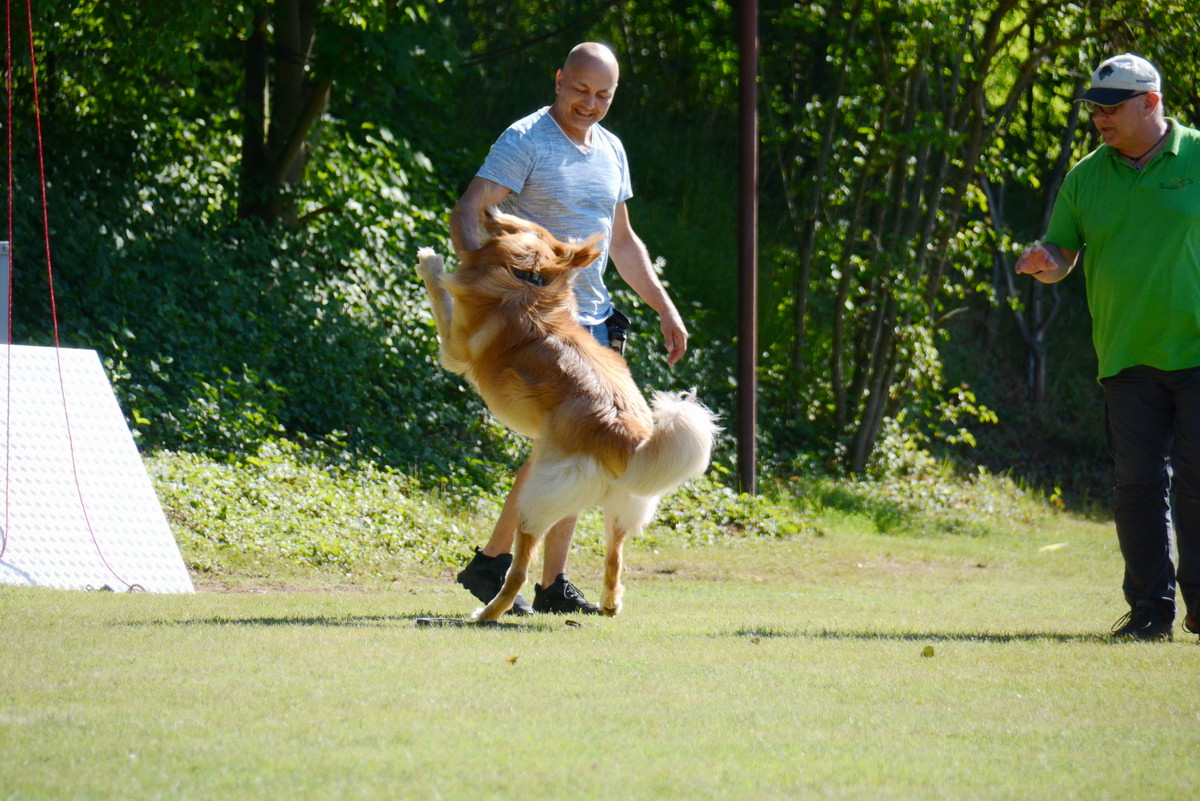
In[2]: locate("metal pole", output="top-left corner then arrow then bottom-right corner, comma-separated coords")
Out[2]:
737,0 -> 759,494
1,242 -> 9,345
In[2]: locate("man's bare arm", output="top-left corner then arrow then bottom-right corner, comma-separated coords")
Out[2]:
449,177 -> 512,258
609,202 -> 688,365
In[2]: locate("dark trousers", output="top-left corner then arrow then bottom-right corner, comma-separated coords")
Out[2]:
1102,365 -> 1200,620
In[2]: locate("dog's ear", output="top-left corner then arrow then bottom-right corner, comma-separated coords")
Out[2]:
482,208 -> 535,238
556,233 -> 603,271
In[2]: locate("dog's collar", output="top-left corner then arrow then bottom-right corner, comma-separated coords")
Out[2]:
511,268 -> 546,287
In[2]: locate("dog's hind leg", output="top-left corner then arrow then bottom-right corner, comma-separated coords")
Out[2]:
600,494 -> 659,616
600,522 -> 629,617
472,528 -> 539,623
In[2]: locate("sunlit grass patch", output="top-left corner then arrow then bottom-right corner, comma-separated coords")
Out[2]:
3,517 -> 1197,801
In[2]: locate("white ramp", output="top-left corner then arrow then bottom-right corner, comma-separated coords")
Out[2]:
0,345 -> 194,592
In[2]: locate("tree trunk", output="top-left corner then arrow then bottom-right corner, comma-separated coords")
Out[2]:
240,7 -> 272,221
239,0 -> 330,227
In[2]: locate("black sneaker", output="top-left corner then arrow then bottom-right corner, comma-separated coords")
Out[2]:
1111,600 -> 1173,641
1183,614 -> 1199,636
455,548 -> 533,616
533,574 -> 602,615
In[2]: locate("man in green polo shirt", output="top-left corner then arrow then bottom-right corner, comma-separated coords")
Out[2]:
1016,53 -> 1200,641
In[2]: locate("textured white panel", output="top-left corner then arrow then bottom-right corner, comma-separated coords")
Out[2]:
0,345 -> 193,593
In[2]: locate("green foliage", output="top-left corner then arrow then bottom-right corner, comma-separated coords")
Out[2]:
751,0 -> 1200,481
9,2 -> 510,477
148,446 -> 814,580
6,0 -> 1199,509
33,148 -> 507,473
793,460 -> 1052,538
149,440 -> 496,578
648,474 -> 812,545
147,443 -> 1058,586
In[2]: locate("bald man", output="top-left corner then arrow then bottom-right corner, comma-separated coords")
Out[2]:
450,43 -> 689,616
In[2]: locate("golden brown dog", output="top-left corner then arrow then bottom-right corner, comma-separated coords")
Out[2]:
416,210 -> 717,622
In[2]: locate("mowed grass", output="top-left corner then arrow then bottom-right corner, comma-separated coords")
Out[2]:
3,506 -> 1199,800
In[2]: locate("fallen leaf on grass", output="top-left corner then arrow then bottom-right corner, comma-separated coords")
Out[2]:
1038,542 -> 1068,552
506,655 -> 518,665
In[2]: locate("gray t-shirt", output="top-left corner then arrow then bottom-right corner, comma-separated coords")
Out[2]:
477,107 -> 633,325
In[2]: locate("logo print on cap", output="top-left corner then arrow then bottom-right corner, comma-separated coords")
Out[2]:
1098,65 -> 1114,80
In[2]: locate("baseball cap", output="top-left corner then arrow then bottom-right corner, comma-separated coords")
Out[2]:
1078,53 -> 1161,105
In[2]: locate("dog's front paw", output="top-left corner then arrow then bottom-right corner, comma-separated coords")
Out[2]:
416,247 -> 444,280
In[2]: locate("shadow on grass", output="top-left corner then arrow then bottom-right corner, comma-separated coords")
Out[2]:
726,627 -> 1113,644
124,613 -> 564,632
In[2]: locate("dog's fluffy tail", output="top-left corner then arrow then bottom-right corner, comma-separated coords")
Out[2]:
615,391 -> 719,497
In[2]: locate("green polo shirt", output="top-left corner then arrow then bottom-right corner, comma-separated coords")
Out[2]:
1046,117 -> 1200,379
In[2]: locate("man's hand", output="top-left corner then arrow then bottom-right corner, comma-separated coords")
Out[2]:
1014,242 -> 1077,284
1014,244 -> 1058,274
660,311 -> 688,366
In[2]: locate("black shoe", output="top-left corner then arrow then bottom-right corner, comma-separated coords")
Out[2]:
455,548 -> 532,616
1183,614 -> 1199,636
1111,600 -> 1173,641
533,574 -> 602,615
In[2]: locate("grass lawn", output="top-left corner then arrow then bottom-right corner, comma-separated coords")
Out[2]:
3,496 -> 1199,800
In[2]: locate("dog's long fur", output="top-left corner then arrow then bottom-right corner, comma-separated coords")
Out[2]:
416,210 -> 718,621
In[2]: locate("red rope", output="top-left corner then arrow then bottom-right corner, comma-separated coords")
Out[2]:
0,0 -> 132,588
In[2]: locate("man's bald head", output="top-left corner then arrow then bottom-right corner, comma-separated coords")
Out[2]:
562,42 -> 619,82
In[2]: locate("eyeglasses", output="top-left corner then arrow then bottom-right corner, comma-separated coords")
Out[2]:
1084,92 -> 1147,117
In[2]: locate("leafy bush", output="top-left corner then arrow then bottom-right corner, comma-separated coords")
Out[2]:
149,442 -> 1060,586
13,111 -> 529,482
647,473 -> 813,545
14,0 -> 1179,510
150,444 -> 812,581
787,459 -> 1055,538
149,439 -> 497,579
